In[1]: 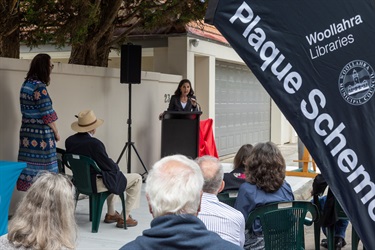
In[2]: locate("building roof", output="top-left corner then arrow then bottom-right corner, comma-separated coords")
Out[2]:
120,20 -> 229,47
185,22 -> 229,45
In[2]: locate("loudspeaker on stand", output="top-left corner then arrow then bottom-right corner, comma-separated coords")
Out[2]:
120,44 -> 142,84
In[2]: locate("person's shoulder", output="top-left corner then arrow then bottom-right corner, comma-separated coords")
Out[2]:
66,133 -> 100,144
66,133 -> 83,141
219,201 -> 245,219
223,202 -> 243,214
119,237 -> 143,250
205,231 -> 242,249
238,181 -> 254,190
22,79 -> 41,89
65,133 -> 76,140
27,79 -> 45,88
237,181 -> 258,198
119,242 -> 132,250
280,181 -> 295,199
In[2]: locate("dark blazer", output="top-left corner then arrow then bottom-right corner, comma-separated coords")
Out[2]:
65,132 -> 126,194
167,95 -> 198,112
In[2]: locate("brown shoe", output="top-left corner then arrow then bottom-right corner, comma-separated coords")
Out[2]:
104,211 -> 122,223
116,215 -> 138,228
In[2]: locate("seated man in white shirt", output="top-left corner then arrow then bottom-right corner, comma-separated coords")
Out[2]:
196,156 -> 245,247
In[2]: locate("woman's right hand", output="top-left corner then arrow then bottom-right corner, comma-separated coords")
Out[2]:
190,98 -> 197,107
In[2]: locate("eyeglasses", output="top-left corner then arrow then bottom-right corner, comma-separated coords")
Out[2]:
50,64 -> 54,69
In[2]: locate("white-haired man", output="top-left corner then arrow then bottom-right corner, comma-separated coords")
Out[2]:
196,155 -> 245,247
120,155 -> 242,250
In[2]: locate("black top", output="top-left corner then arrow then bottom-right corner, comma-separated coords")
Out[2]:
312,174 -> 337,227
167,95 -> 198,112
221,167 -> 246,193
65,132 -> 126,194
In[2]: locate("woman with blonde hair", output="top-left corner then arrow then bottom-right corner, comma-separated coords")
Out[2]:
0,172 -> 77,250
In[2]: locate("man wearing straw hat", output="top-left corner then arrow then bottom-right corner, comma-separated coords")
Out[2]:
65,109 -> 141,228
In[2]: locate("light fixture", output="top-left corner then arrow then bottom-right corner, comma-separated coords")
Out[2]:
190,39 -> 200,47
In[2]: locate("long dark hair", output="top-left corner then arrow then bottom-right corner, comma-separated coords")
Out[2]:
245,142 -> 286,193
26,54 -> 52,85
174,79 -> 195,97
233,144 -> 253,170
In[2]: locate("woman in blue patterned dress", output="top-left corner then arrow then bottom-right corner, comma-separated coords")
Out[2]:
17,54 -> 60,191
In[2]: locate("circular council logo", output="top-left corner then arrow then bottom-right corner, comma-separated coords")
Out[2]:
338,60 -> 375,105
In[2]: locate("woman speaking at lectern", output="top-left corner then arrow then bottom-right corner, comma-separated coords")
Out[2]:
167,79 -> 198,112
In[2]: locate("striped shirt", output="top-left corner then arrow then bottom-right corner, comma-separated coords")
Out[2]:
198,192 -> 245,247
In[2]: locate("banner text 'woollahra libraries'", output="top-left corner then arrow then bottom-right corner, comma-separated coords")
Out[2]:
206,0 -> 375,248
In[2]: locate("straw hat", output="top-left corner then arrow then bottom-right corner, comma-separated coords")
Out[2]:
71,110 -> 104,133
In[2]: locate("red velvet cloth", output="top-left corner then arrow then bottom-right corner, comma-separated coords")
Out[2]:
199,119 -> 219,158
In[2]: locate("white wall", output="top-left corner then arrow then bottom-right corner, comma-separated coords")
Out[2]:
17,36 -> 298,148
0,57 -> 180,174
271,101 -> 297,144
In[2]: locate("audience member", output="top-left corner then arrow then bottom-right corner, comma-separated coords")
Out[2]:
222,144 -> 253,192
65,109 -> 141,228
196,156 -> 245,247
235,142 -> 294,250
0,172 -> 76,250
120,155 -> 242,250
311,174 -> 348,249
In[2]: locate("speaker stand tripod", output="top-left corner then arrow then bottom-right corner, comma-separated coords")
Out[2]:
116,83 -> 148,180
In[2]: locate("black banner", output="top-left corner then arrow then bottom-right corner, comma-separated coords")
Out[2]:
206,0 -> 375,248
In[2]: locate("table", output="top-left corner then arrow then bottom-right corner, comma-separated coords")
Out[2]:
0,161 -> 26,236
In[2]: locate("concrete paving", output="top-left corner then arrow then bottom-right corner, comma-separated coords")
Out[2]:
74,143 -> 363,249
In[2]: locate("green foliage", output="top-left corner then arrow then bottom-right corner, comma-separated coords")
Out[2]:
18,0 -> 207,65
21,0 -> 206,46
20,0 -> 103,47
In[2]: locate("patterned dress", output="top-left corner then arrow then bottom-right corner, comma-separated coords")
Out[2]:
17,79 -> 58,191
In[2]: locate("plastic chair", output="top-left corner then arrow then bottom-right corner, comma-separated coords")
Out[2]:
56,147 -> 67,174
313,193 -> 364,250
63,154 -> 126,233
246,201 -> 319,250
217,192 -> 237,207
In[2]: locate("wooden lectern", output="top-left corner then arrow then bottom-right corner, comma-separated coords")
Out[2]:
161,111 -> 202,159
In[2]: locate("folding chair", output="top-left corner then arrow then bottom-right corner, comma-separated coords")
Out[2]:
217,192 -> 237,207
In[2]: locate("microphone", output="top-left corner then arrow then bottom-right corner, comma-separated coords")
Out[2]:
189,97 -> 201,112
